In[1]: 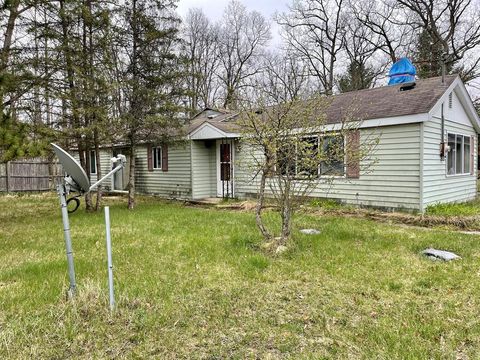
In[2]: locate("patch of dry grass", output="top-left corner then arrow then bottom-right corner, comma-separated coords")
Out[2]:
308,206 -> 480,231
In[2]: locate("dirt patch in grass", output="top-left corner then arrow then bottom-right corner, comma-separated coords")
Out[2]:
202,199 -> 480,231
307,207 -> 480,231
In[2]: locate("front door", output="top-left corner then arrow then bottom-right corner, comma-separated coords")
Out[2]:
217,139 -> 234,198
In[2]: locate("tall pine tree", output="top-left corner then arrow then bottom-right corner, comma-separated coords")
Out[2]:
414,29 -> 448,79
113,0 -> 186,209
337,61 -> 376,93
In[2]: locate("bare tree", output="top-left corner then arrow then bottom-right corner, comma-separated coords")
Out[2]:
183,8 -> 221,114
337,19 -> 386,92
217,0 -> 271,109
277,0 -> 348,95
239,63 -> 377,250
351,0 -> 414,63
253,51 -> 312,103
395,0 -> 480,81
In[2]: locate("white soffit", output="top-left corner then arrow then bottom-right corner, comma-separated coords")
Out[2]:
320,113 -> 429,131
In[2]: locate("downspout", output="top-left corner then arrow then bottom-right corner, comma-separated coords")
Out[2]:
440,103 -> 446,160
440,52 -> 447,160
189,140 -> 194,200
419,121 -> 424,213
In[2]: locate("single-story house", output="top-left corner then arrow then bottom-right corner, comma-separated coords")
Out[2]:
83,74 -> 479,212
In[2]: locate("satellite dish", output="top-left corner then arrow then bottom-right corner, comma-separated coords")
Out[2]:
51,143 -> 126,298
52,143 -> 90,193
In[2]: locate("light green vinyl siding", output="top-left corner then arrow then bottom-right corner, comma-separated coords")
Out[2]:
235,124 -> 422,211
73,150 -> 112,188
89,150 -> 115,187
422,115 -> 477,209
191,140 -> 216,199
135,144 -> 192,199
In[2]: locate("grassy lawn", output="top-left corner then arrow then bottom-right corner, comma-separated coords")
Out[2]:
1,194 -> 480,358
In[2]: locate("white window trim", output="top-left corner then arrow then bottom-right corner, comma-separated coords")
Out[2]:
90,150 -> 97,174
152,146 -> 162,170
446,132 -> 471,177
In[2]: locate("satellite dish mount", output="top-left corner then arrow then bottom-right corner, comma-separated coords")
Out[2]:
52,143 -> 126,297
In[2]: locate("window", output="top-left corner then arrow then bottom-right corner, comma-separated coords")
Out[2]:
275,134 -> 345,178
297,137 -> 319,177
320,135 -> 345,176
152,147 -> 162,169
277,141 -> 296,176
447,133 -> 471,175
89,150 -> 96,174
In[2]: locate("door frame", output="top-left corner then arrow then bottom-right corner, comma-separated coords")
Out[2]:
216,139 -> 235,198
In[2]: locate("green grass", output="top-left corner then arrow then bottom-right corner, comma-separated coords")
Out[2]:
309,198 -> 348,211
1,193 -> 480,358
426,199 -> 480,216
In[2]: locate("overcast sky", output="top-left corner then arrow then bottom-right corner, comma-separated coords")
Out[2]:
176,0 -> 289,47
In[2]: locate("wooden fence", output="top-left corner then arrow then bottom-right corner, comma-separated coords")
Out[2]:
0,159 -> 63,192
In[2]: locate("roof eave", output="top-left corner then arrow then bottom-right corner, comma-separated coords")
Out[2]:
188,122 -> 240,140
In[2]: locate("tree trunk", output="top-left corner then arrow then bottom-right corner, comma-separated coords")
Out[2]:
0,1 -> 19,108
1,2 -> 19,72
255,170 -> 272,241
280,201 -> 292,245
127,143 -> 136,209
43,6 -> 51,126
84,146 -> 93,211
224,86 -> 235,109
59,0 -> 94,211
279,183 -> 292,245
94,131 -> 102,211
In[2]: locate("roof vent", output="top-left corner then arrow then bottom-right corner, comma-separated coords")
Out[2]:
207,114 -> 218,119
400,82 -> 416,91
388,57 -> 416,86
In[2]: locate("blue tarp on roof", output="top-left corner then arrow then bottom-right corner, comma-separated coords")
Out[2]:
388,58 -> 416,85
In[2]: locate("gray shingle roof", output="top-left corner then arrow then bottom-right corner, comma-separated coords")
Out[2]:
188,75 -> 458,134
187,108 -> 241,134
324,74 -> 457,124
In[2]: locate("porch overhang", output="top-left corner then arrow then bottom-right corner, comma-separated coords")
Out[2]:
188,122 -> 240,140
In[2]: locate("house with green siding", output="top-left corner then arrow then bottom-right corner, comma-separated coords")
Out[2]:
84,74 -> 479,212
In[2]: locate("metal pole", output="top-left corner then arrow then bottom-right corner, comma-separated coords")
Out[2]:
57,184 -> 76,297
441,52 -> 448,84
104,206 -> 115,310
89,162 -> 124,192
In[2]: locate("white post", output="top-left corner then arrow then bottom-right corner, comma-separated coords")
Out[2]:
104,206 -> 115,310
57,184 -> 76,297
